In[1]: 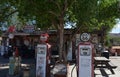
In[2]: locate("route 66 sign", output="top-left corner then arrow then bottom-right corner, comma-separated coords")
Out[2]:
80,33 -> 90,42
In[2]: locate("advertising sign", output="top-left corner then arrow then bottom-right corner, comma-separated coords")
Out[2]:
78,44 -> 93,77
23,25 -> 34,33
36,44 -> 47,77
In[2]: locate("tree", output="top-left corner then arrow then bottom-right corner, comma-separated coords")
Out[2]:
0,0 -> 119,61
0,0 -> 19,33
95,0 -> 119,46
10,0 -> 76,61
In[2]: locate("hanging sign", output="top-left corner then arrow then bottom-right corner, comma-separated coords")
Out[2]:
8,26 -> 15,33
36,44 -> 47,77
23,25 -> 34,33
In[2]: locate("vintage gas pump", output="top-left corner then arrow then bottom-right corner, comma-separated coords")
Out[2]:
36,33 -> 51,77
77,33 -> 94,77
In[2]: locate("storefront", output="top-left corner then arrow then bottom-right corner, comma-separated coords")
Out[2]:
1,32 -> 38,58
1,29 -> 61,58
2,28 -> 100,60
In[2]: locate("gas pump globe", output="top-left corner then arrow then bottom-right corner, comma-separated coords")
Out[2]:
8,33 -> 14,39
40,33 -> 49,43
80,33 -> 90,42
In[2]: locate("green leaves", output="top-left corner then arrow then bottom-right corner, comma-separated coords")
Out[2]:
74,0 -> 119,33
0,0 -> 119,32
98,0 -> 118,20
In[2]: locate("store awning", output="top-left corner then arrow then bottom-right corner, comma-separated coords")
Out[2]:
12,33 -> 30,36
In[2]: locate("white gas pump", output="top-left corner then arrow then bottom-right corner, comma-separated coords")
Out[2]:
36,33 -> 51,77
36,44 -> 47,77
77,33 -> 94,77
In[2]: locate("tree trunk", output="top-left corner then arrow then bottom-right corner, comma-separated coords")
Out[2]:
58,23 -> 64,61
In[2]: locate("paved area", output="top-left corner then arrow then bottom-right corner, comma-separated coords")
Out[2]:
94,56 -> 120,77
0,56 -> 120,77
67,56 -> 120,77
0,56 -> 36,77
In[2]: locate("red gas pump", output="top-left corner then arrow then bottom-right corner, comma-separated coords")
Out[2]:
36,33 -> 51,77
77,33 -> 94,77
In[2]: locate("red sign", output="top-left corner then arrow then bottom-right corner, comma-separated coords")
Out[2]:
8,26 -> 15,33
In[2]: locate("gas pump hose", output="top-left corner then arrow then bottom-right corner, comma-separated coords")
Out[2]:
71,64 -> 76,77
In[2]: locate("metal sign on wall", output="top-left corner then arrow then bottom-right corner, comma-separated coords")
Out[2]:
23,25 -> 35,33
36,44 -> 47,77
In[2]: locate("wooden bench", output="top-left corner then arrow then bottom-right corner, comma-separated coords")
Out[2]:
94,57 -> 110,69
107,62 -> 117,74
94,62 -> 117,74
108,62 -> 117,69
94,57 -> 117,74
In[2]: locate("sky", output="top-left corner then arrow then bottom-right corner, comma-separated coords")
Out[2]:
110,22 -> 120,33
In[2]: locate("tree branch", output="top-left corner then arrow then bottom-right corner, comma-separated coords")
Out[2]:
71,25 -> 82,40
51,20 -> 59,29
49,0 -> 61,12
4,10 -> 18,18
48,11 -> 59,17
63,0 -> 68,12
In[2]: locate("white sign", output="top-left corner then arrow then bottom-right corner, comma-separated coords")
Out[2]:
80,33 -> 90,42
79,45 -> 92,77
23,25 -> 34,33
36,44 -> 47,77
8,34 -> 14,39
